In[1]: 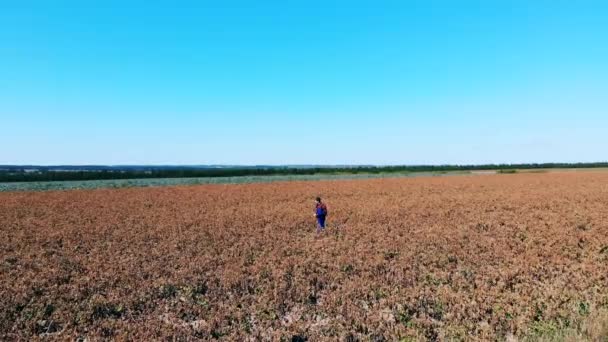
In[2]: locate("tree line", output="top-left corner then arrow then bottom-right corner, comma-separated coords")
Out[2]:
1,163 -> 607,182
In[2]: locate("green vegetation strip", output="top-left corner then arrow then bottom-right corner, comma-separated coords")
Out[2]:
0,171 -> 469,192
2,162 -> 607,182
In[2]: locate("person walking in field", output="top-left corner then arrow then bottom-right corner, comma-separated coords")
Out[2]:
314,197 -> 328,233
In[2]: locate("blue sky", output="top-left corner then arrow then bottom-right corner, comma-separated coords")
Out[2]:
1,1 -> 607,165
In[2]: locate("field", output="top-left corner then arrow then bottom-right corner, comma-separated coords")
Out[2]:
2,172 -> 608,340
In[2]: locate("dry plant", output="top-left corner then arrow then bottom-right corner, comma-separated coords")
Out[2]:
1,172 -> 608,340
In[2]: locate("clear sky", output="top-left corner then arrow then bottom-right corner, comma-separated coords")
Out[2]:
1,1 -> 607,165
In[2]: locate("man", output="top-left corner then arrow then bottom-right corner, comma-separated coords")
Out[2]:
314,197 -> 328,233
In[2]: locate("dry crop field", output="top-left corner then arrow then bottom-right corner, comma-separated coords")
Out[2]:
2,172 -> 608,341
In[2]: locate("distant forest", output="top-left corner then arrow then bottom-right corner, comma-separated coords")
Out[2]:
0,163 -> 607,182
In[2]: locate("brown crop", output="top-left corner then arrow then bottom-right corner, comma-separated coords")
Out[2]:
1,172 -> 608,340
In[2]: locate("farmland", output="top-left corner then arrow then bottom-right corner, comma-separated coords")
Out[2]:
1,172 -> 608,340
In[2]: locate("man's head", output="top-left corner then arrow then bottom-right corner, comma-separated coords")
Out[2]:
315,197 -> 321,203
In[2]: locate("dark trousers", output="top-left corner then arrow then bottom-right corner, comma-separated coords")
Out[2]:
317,215 -> 326,228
